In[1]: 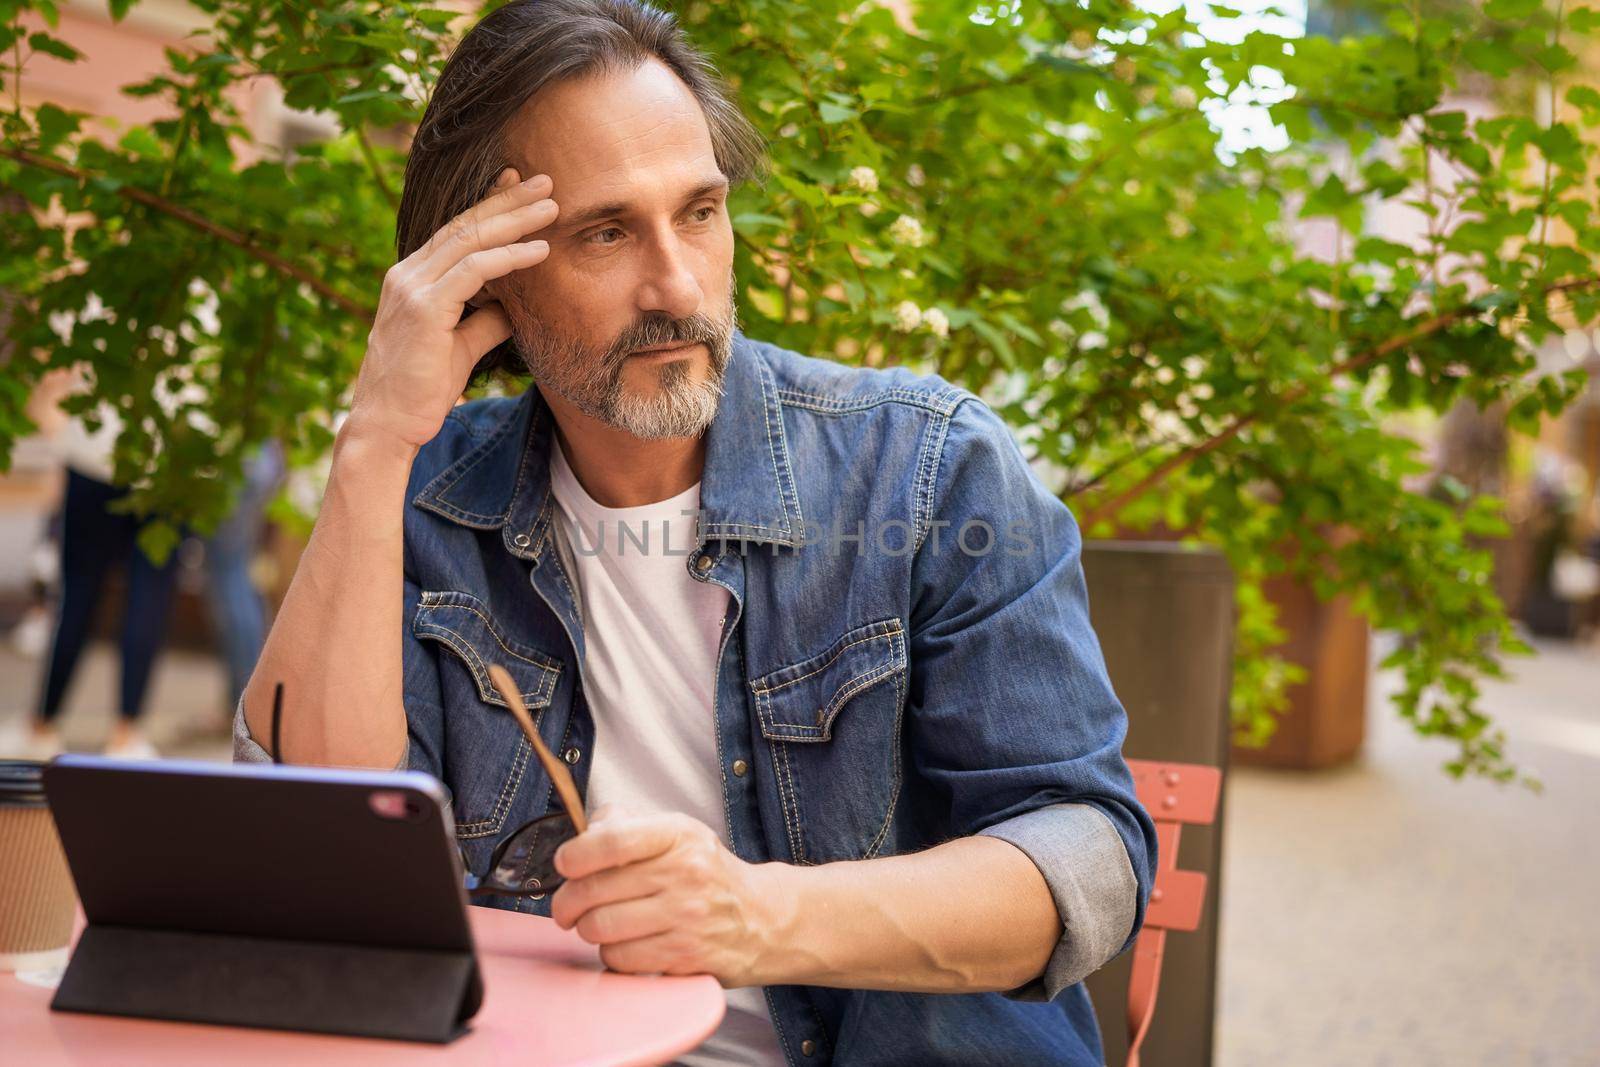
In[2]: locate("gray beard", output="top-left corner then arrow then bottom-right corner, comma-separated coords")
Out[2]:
507,288 -> 737,440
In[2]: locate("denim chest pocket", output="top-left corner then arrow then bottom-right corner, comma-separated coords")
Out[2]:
750,617 -> 907,864
412,590 -> 563,841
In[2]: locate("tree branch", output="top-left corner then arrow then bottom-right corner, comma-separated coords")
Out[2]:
1533,0 -> 1565,279
1275,96 -> 1408,125
912,69 -> 1042,107
355,125 -> 398,210
1075,276 -> 1600,526
1,146 -> 376,323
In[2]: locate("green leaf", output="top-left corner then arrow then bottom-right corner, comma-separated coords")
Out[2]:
335,89 -> 403,105
135,520 -> 181,566
33,103 -> 80,149
27,31 -> 81,62
1532,44 -> 1576,73
817,101 -> 859,124
745,285 -> 785,320
1354,237 -> 1414,265
968,318 -> 1017,368
1569,7 -> 1600,33
1425,111 -> 1468,138
1485,0 -> 1543,19
731,212 -> 787,229
1461,39 -> 1519,78
994,311 -> 1042,346
1303,173 -> 1356,217
118,125 -> 161,158
1534,123 -> 1583,168
1361,159 -> 1409,197
413,8 -> 459,30
1566,85 -> 1600,115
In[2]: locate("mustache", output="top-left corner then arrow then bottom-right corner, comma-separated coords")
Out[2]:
604,313 -> 726,362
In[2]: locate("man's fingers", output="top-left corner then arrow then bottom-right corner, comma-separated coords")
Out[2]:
412,171 -> 554,276
452,301 -> 512,366
572,894 -> 676,946
599,933 -> 701,977
555,814 -> 685,881
423,198 -> 560,284
550,856 -> 672,929
433,240 -> 551,305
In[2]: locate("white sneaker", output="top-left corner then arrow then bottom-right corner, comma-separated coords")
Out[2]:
104,729 -> 160,761
26,727 -> 65,761
0,721 -> 65,761
9,607 -> 51,658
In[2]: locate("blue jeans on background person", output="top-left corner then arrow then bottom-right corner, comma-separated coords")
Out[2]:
37,469 -> 181,723
203,441 -> 285,712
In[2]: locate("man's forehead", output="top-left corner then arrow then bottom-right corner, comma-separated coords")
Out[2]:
505,58 -> 722,207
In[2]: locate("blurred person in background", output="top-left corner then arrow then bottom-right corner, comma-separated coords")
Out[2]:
6,501 -> 60,660
1521,448 -> 1594,638
1,368 -> 179,760
202,440 -> 285,717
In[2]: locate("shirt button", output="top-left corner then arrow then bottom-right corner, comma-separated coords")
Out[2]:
513,532 -> 532,548
800,1039 -> 817,1056
731,759 -> 748,778
694,554 -> 714,573
562,746 -> 581,765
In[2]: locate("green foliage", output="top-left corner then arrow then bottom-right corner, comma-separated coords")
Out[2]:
3,0 -> 1597,787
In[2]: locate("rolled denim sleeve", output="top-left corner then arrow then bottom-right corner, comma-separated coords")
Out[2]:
980,802 -> 1139,1000
909,396 -> 1158,996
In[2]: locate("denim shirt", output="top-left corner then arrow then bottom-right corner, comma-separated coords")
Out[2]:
236,332 -> 1158,1066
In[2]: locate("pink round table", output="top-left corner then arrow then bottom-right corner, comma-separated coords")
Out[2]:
0,906 -> 725,1066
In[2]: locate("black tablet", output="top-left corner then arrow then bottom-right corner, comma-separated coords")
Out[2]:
42,754 -> 484,1042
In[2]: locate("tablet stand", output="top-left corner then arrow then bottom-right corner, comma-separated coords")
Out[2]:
52,923 -> 480,1043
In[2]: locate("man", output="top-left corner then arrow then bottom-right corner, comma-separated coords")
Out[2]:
236,2 -> 1158,1063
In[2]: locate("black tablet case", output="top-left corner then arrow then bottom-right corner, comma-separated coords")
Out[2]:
42,757 -> 484,1043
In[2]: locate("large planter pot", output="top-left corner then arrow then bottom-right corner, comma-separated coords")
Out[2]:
1229,575 -> 1369,770
1100,521 -> 1372,772
1080,540 -> 1234,1067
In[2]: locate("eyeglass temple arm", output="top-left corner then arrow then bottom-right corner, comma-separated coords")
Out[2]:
270,681 -> 285,766
487,664 -> 587,833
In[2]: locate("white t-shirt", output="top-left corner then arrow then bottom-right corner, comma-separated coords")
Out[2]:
53,403 -> 120,483
548,441 -> 787,1067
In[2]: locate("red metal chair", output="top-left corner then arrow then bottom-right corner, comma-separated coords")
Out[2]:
1121,759 -> 1223,1067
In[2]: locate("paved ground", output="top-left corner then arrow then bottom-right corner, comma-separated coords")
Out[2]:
3,633 -> 1597,1064
0,640 -> 234,760
1216,634 -> 1600,1066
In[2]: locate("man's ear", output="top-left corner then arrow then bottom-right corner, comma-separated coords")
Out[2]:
470,276 -> 509,310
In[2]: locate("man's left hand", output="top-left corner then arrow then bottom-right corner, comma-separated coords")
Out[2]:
550,806 -> 791,987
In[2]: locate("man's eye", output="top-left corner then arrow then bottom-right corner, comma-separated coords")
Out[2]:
587,227 -> 624,245
690,205 -> 716,223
